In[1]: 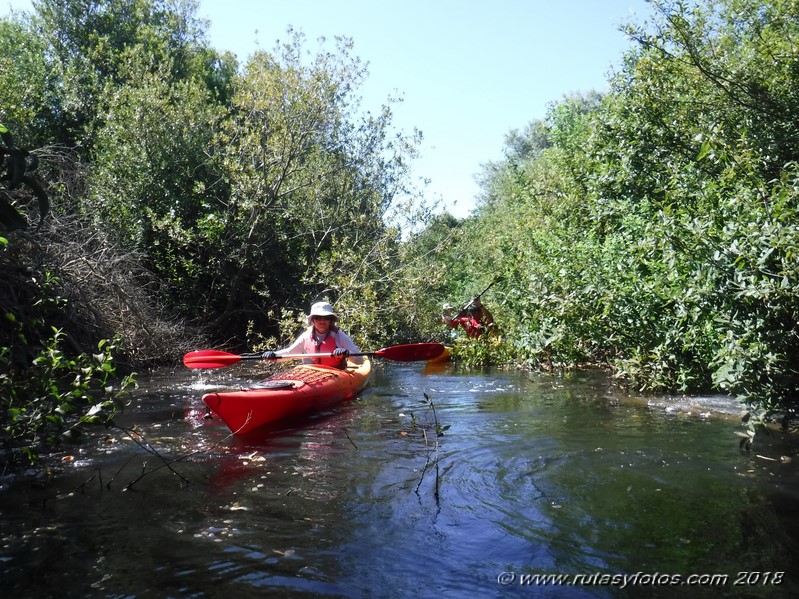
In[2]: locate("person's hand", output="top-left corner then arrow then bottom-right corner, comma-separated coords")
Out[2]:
262,351 -> 277,360
332,348 -> 349,357
473,295 -> 482,306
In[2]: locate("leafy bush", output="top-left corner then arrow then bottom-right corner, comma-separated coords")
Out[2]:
409,0 -> 799,426
451,335 -> 514,370
1,324 -> 135,470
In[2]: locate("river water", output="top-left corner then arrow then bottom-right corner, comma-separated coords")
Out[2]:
1,360 -> 798,598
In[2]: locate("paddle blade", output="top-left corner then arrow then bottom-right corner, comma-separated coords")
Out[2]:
373,343 -> 445,361
183,350 -> 242,369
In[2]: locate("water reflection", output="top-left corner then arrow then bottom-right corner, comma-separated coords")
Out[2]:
1,363 -> 798,597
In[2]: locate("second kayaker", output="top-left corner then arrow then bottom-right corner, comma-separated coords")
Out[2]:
262,301 -> 363,369
442,295 -> 496,338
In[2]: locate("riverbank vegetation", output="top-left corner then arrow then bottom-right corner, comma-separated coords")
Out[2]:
447,0 -> 799,430
3,0 -> 799,468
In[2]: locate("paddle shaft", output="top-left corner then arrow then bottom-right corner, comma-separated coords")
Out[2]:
456,279 -> 498,315
232,351 -> 375,361
183,342 -> 444,369
269,351 -> 374,359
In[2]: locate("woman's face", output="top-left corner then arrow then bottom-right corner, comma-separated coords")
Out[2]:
312,315 -> 334,334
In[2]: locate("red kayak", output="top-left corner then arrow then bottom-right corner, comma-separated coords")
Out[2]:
202,358 -> 372,435
426,345 -> 452,364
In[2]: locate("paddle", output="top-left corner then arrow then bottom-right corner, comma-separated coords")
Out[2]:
453,278 -> 500,318
458,278 -> 499,314
182,342 -> 446,369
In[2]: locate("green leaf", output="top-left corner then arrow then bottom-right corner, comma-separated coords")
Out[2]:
696,139 -> 712,161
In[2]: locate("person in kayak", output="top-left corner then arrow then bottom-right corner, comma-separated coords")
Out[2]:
442,296 -> 496,338
262,301 -> 363,369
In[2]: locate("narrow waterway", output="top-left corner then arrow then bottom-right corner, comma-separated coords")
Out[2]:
2,360 -> 798,598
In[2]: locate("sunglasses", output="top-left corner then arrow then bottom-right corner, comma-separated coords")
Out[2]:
313,315 -> 335,321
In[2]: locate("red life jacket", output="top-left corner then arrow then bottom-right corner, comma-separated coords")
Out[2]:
452,315 -> 483,338
303,330 -> 345,368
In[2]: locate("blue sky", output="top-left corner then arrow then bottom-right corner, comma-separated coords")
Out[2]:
2,0 -> 651,218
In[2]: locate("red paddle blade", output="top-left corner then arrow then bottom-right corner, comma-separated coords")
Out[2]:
373,343 -> 445,361
183,350 -> 242,369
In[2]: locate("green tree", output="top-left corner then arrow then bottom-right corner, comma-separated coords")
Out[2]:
0,18 -> 53,143
86,61 -> 228,304
29,0 -> 217,147
433,0 -> 799,421
205,29 -> 428,345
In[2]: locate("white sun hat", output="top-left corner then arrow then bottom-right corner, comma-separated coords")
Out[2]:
307,301 -> 340,325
